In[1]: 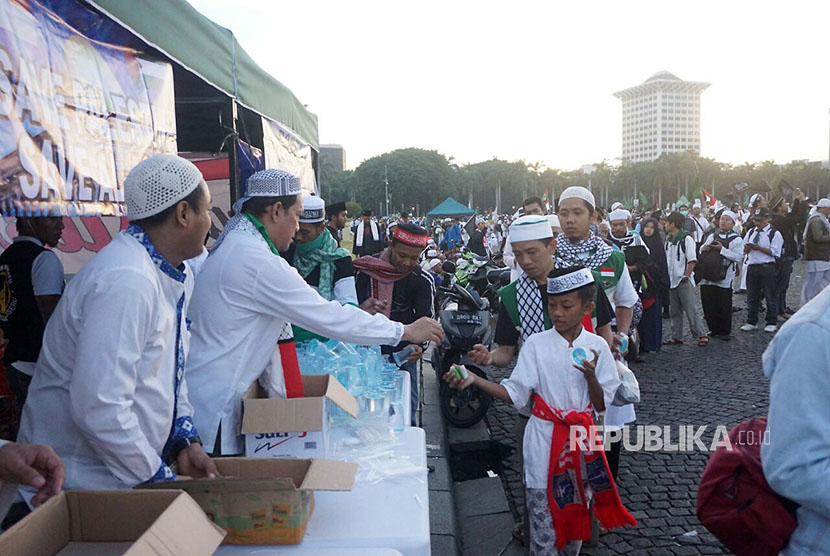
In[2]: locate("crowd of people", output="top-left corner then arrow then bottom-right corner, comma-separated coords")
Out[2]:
0,155 -> 443,525
0,155 -> 827,555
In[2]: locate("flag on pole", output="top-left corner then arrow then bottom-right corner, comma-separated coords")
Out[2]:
542,190 -> 550,213
702,189 -> 717,207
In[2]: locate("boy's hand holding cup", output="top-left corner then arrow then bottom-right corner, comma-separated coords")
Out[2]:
443,364 -> 475,390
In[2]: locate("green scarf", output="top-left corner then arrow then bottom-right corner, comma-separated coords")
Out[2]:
244,212 -> 280,255
292,229 -> 351,344
667,229 -> 690,245
293,229 -> 350,302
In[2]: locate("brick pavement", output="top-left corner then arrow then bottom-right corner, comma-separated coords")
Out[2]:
484,263 -> 806,555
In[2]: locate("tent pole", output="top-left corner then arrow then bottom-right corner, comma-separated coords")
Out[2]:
228,99 -> 240,207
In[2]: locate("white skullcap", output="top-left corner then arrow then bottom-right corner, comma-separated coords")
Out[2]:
547,214 -> 560,228
509,215 -> 553,244
749,193 -> 761,207
299,195 -> 325,223
235,169 -> 301,212
427,259 -> 442,270
608,209 -> 630,222
125,154 -> 203,221
547,267 -> 595,295
559,186 -> 596,209
693,199 -> 702,208
817,198 -> 830,208
721,210 -> 737,223
610,202 -> 624,211
427,249 -> 438,257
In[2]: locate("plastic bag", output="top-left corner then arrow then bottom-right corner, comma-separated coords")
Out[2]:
612,360 -> 640,406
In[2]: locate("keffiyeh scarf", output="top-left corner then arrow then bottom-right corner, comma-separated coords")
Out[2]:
294,229 -> 350,301
609,231 -> 641,250
554,232 -> 614,270
516,273 -> 545,341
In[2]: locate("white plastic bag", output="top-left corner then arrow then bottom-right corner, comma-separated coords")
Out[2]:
612,360 -> 640,406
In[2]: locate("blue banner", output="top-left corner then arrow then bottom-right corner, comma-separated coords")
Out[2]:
0,0 -> 177,217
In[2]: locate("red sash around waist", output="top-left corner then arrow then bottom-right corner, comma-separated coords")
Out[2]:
530,393 -> 636,548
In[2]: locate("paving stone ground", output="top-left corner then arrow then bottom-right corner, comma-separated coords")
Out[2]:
483,262 -> 806,555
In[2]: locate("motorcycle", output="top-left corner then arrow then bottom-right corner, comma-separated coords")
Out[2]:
433,261 -> 494,428
453,250 -> 507,312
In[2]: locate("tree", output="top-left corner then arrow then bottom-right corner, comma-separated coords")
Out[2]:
325,170 -> 355,203
345,201 -> 362,217
350,148 -> 457,216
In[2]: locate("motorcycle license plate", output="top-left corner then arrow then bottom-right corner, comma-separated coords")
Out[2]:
451,313 -> 482,325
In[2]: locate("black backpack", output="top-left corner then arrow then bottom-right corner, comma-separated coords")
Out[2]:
695,232 -> 739,282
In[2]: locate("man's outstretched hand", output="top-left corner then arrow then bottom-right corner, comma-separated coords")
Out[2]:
402,317 -> 443,344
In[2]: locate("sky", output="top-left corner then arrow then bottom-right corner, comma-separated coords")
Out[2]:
188,0 -> 830,171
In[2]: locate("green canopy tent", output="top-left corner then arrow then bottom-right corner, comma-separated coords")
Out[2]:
89,0 -> 318,149
88,0 -> 319,201
426,198 -> 475,226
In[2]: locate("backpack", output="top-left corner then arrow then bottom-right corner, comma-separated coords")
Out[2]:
694,232 -> 739,282
697,418 -> 799,556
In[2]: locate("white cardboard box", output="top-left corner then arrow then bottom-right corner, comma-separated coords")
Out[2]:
242,375 -> 357,459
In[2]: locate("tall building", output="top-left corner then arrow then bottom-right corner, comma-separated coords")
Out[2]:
614,71 -> 710,162
320,144 -> 347,172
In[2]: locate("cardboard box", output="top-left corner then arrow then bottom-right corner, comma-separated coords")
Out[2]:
242,375 -> 358,459
0,490 -> 225,555
142,457 -> 357,545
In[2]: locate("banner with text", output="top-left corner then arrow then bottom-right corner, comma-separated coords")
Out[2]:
0,0 -> 176,217
261,116 -> 317,197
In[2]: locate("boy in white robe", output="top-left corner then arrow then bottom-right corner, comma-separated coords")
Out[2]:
446,267 -> 635,555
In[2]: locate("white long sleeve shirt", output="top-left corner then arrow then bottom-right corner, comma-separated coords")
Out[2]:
18,230 -> 196,490
501,328 -> 619,489
186,228 -> 405,455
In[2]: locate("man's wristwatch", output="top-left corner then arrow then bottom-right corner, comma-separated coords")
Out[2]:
171,436 -> 202,461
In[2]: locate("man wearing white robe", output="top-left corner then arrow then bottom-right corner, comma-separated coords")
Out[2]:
18,155 -> 217,491
186,169 -> 443,456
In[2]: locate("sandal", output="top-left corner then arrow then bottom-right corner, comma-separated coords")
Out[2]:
698,337 -> 709,346
663,338 -> 683,345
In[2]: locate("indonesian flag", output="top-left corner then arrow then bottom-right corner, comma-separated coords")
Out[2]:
703,189 -> 717,207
